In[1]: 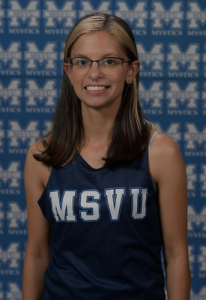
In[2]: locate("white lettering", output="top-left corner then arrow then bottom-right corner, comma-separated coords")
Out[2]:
131,188 -> 148,220
104,188 -> 125,220
50,190 -> 77,222
80,190 -> 101,221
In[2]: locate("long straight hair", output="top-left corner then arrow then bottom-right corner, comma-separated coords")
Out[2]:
34,13 -> 151,168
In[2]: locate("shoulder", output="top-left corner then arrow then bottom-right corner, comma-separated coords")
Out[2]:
148,122 -> 180,157
150,132 -> 181,158
150,131 -> 180,156
25,139 -> 51,188
26,139 -> 45,158
25,139 -> 46,171
148,129 -> 186,184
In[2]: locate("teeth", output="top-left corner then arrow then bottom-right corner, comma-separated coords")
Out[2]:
86,86 -> 107,91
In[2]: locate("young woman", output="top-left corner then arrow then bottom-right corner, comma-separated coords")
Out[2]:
23,13 -> 190,300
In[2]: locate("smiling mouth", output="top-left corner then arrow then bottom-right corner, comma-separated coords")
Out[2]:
85,86 -> 109,91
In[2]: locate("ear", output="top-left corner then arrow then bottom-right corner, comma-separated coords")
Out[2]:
126,60 -> 140,85
63,62 -> 73,83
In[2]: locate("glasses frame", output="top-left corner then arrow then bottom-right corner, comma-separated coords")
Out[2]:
65,56 -> 133,74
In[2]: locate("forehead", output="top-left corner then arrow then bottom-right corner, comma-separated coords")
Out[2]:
70,31 -> 126,58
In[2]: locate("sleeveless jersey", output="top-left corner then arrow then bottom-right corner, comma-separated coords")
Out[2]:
38,135 -> 165,300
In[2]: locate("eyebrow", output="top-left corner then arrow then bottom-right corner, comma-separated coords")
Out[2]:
72,53 -> 120,58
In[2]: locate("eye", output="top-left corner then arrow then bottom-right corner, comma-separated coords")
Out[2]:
74,58 -> 88,66
103,58 -> 116,65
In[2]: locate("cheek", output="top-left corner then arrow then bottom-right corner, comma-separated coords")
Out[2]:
116,70 -> 128,82
72,79 -> 83,93
72,80 -> 85,100
108,73 -> 127,86
72,74 -> 84,85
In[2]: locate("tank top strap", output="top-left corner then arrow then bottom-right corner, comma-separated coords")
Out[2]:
148,130 -> 161,151
147,130 -> 161,193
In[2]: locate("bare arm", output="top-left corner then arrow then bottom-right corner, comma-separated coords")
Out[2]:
23,142 -> 51,300
149,133 -> 191,300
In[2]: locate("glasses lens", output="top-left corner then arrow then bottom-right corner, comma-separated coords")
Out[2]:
100,58 -> 122,75
101,58 -> 122,68
68,58 -> 90,75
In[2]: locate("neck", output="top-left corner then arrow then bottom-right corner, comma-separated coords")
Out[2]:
81,103 -> 119,147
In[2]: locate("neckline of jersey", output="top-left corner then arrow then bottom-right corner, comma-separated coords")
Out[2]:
77,153 -> 106,171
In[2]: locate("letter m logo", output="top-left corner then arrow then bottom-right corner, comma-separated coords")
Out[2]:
0,243 -> 21,268
137,43 -> 164,70
0,162 -> 21,188
115,1 -> 148,28
0,79 -> 22,106
166,81 -> 199,109
151,1 -> 183,29
7,202 -> 27,228
184,123 -> 206,150
167,44 -> 200,71
187,2 -> 206,29
79,0 -> 112,18
43,1 -> 76,27
25,79 -> 57,106
188,205 -> 206,231
7,121 -> 40,147
8,0 -> 40,27
25,42 -> 57,69
0,42 -> 22,68
139,81 -> 164,108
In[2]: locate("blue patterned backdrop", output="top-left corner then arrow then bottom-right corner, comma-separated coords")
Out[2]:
0,0 -> 206,299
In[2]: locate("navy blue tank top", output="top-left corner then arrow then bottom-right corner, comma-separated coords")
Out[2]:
38,146 -> 165,300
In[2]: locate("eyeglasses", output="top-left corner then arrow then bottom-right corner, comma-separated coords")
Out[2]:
65,57 -> 133,75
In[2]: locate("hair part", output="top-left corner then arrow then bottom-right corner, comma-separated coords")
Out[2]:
34,13 -> 150,169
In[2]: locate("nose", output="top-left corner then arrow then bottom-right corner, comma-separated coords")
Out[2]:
88,61 -> 102,80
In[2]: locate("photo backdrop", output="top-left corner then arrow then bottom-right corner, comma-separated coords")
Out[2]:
0,0 -> 206,299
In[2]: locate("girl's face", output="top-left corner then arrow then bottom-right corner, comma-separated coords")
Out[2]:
64,31 -> 139,111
